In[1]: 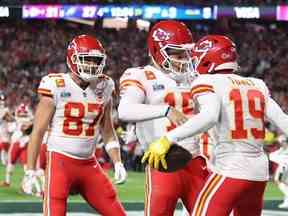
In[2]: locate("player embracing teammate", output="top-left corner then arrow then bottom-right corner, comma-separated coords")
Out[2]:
143,33 -> 288,216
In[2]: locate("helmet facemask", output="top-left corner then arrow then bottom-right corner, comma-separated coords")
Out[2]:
72,51 -> 106,82
160,44 -> 196,83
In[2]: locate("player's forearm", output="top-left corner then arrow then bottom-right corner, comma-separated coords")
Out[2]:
166,94 -> 219,144
103,127 -> 122,163
166,110 -> 217,143
107,147 -> 122,164
26,97 -> 54,170
118,103 -> 169,122
27,129 -> 45,170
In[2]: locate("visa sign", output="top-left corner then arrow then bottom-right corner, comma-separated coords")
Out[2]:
0,6 -> 9,17
234,7 -> 260,19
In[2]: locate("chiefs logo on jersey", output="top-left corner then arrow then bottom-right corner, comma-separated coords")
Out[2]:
152,28 -> 171,42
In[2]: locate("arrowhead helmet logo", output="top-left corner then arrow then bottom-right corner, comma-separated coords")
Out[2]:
194,40 -> 213,52
152,28 -> 171,42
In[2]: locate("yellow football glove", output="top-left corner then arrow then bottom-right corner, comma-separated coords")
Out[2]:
141,136 -> 172,170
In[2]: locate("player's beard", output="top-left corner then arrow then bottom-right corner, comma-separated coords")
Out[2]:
81,65 -> 99,76
165,60 -> 196,84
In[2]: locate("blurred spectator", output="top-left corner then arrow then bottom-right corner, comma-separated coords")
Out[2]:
0,19 -> 287,113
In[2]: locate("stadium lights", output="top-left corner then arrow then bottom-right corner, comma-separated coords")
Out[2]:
102,17 -> 128,29
136,19 -> 150,31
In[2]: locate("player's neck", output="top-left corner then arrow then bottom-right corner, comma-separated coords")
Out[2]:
70,73 -> 90,90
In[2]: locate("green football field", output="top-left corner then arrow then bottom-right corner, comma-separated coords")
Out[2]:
0,165 -> 283,202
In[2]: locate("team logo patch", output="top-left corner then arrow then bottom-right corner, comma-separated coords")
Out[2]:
152,28 -> 171,42
152,83 -> 165,91
60,91 -> 71,98
55,79 -> 65,87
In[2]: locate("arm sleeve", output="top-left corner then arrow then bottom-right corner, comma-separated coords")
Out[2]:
166,92 -> 220,143
265,97 -> 288,136
118,86 -> 169,122
118,68 -> 169,122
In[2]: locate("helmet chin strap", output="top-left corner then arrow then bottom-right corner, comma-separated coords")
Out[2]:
208,63 -> 215,73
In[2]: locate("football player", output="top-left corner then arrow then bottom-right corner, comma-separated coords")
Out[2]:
0,103 -> 32,188
0,92 -> 12,165
118,20 -> 209,215
269,134 -> 288,208
143,34 -> 288,216
23,35 -> 126,216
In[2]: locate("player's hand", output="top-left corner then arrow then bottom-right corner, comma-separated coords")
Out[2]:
21,170 -> 43,197
114,162 -> 127,185
166,107 -> 188,126
141,136 -> 172,170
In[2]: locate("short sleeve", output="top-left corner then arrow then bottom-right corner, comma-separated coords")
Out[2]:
258,79 -> 271,97
37,75 -> 55,98
190,74 -> 215,100
249,77 -> 271,104
119,68 -> 147,97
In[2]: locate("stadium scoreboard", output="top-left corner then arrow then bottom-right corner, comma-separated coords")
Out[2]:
0,4 -> 287,21
21,5 -> 216,20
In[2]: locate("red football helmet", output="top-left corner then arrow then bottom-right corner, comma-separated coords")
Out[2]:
66,34 -> 106,81
147,20 -> 195,81
16,103 -> 29,117
192,35 -> 238,74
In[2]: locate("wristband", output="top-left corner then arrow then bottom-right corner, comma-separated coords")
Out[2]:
105,141 -> 120,151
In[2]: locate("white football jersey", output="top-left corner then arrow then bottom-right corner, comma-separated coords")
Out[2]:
190,73 -> 270,181
10,130 -> 29,147
120,65 -> 199,155
0,107 -> 9,120
0,107 -> 10,143
15,111 -> 33,131
199,128 -> 216,162
38,73 -> 114,158
10,110 -> 33,146
0,119 -> 10,143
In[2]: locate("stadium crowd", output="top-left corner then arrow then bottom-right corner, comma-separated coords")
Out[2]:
0,19 -> 287,112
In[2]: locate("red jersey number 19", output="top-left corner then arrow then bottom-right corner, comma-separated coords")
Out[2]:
229,89 -> 265,140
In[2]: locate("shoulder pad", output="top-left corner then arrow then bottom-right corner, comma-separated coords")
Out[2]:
48,73 -> 66,88
190,75 -> 215,99
120,67 -> 144,81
